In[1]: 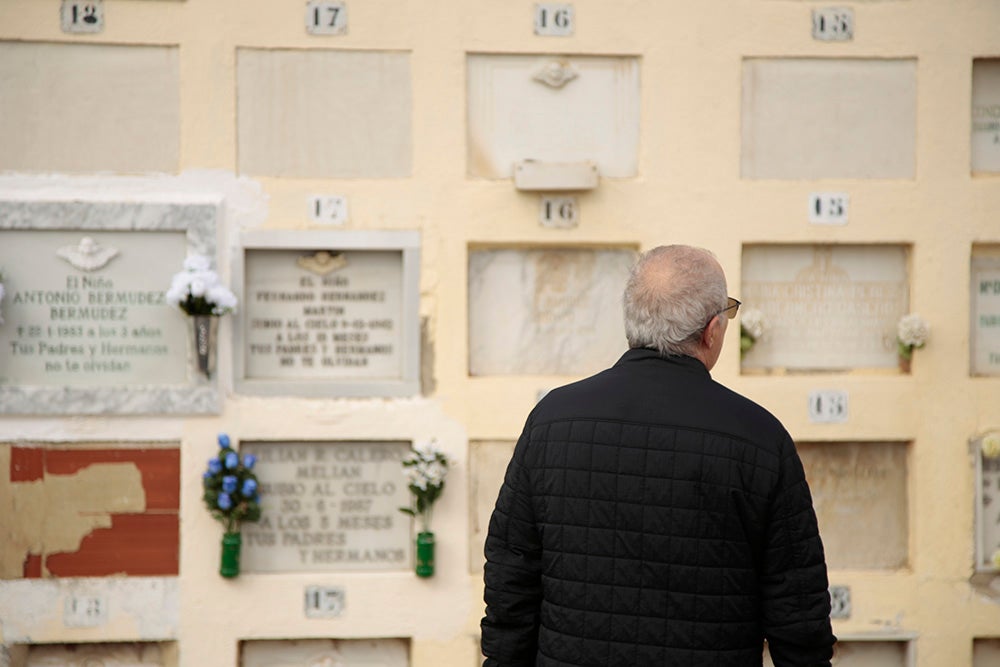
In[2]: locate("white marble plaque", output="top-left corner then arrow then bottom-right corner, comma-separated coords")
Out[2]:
468,247 -> 635,376
976,440 -> 1000,571
0,231 -> 187,387
235,231 -> 420,397
237,49 -> 411,178
0,200 -> 220,414
742,59 -> 916,179
971,252 -> 1000,375
244,249 -> 403,379
798,442 -> 908,570
0,42 -> 178,174
972,60 -> 1000,173
741,245 -> 909,372
25,642 -> 170,666
765,640 -> 907,667
241,638 -> 407,667
239,441 -> 411,573
469,441 -> 515,574
466,54 -> 640,178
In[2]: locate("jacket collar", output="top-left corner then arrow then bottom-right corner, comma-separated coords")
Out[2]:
615,347 -> 711,377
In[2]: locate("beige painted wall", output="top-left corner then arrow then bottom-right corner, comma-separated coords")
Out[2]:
1,1 -> 1000,666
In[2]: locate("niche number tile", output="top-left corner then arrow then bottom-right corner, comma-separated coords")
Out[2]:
64,594 -> 107,627
808,390 -> 848,424
535,4 -> 574,36
808,192 -> 849,225
61,0 -> 103,33
812,8 -> 853,41
539,196 -> 579,228
308,195 -> 348,225
305,585 -> 345,618
306,1 -> 348,36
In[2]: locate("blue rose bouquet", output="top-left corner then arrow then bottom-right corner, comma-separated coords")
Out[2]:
202,433 -> 261,535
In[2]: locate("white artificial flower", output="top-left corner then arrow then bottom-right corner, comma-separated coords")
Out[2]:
897,314 -> 930,348
983,432 -> 1000,460
183,255 -> 211,272
189,278 -> 207,298
740,308 -> 766,340
207,285 -> 238,314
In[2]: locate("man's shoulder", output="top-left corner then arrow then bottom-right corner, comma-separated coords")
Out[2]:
530,353 -> 791,449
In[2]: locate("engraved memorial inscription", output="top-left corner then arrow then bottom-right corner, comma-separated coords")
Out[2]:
0,230 -> 188,387
239,442 -> 411,572
244,249 -> 403,380
741,245 -> 909,371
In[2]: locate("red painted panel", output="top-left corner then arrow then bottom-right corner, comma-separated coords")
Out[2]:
44,514 -> 179,577
10,447 -> 44,482
45,448 -> 180,510
22,553 -> 42,578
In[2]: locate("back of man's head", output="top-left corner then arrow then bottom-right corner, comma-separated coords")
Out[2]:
623,245 -> 728,357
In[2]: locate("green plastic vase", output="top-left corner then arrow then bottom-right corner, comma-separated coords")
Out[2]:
220,532 -> 242,578
416,531 -> 435,577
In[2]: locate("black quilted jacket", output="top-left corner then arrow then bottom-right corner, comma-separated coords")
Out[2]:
482,348 -> 835,667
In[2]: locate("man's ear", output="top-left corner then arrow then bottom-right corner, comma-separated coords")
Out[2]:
701,315 -> 720,349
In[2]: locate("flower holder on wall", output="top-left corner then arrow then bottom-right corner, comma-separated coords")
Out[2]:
166,255 -> 237,380
192,315 -> 219,379
220,532 -> 242,578
399,441 -> 451,578
415,531 -> 435,578
202,433 -> 261,579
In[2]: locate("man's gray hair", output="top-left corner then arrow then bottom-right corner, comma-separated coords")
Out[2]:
623,245 -> 728,357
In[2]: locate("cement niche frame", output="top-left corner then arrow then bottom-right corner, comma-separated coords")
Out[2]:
233,230 -> 421,398
0,198 -> 221,415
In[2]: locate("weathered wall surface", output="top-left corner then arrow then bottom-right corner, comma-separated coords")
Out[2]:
1,1 -> 999,666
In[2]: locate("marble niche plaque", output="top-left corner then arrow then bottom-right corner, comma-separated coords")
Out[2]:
235,231 -> 420,397
466,54 -> 640,179
972,60 -> 1000,174
0,200 -> 220,414
797,441 -> 909,570
742,58 -> 916,179
469,247 -> 636,376
741,245 -> 909,372
469,441 -> 515,574
239,441 -> 412,573
0,42 -> 179,174
764,640 -> 908,667
971,249 -> 1000,376
17,642 -> 174,667
975,436 -> 1000,572
237,49 -> 411,178
241,638 -> 407,667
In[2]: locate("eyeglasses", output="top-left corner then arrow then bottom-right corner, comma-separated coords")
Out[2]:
719,297 -> 741,320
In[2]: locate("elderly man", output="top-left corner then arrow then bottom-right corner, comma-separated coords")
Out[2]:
482,245 -> 835,666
